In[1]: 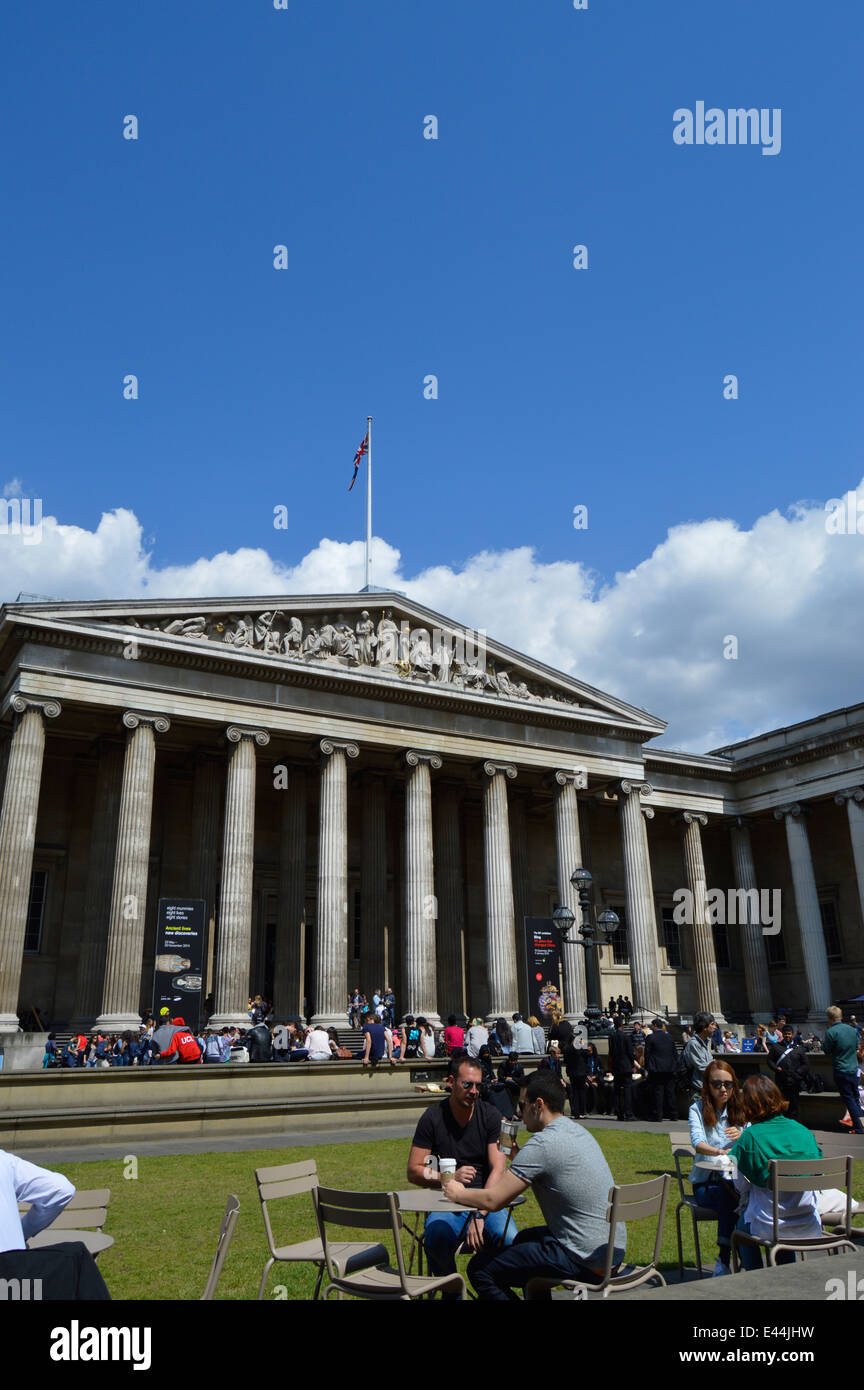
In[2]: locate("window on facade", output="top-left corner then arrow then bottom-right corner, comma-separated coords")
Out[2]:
764,930 -> 786,967
352,890 -> 361,963
819,900 -> 842,961
660,906 -> 684,968
712,921 -> 731,970
24,870 -> 47,953
606,906 -> 629,965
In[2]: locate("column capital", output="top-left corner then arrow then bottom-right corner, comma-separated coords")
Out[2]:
6,694 -> 62,721
673,811 -> 708,828
319,737 -> 358,759
405,749 -> 443,770
226,725 -> 269,747
729,815 -> 754,830
835,787 -> 864,806
123,711 -> 170,734
642,806 -> 655,821
548,767 -> 588,790
606,778 -> 652,800
480,760 -> 517,780
774,802 -> 809,821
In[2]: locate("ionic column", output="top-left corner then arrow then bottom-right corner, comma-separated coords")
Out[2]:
729,817 -> 772,1023
403,751 -> 442,1026
360,773 -> 387,1001
509,793 -> 531,1014
835,788 -> 864,930
552,770 -> 588,1018
70,741 -> 124,1028
607,780 -> 663,1015
677,812 -> 726,1025
312,738 -> 359,1027
273,766 -> 307,1018
434,782 -> 466,1019
95,711 -> 170,1032
482,761 -> 519,1018
774,802 -> 832,1026
209,726 -> 270,1029
0,695 -> 61,1034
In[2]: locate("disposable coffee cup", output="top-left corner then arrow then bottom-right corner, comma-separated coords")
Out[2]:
439,1158 -> 457,1183
498,1119 -> 518,1153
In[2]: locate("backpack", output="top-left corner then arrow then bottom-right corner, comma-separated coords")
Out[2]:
487,1034 -> 504,1057
404,1025 -> 421,1058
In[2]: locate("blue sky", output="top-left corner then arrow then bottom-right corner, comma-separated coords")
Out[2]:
1,1 -> 862,747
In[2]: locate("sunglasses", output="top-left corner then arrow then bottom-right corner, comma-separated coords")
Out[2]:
709,1080 -> 734,1090
456,1079 -> 482,1091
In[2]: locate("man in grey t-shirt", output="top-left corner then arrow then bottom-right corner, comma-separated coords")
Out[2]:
440,1069 -> 626,1299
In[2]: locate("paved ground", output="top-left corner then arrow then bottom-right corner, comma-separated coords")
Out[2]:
21,1113 -> 863,1168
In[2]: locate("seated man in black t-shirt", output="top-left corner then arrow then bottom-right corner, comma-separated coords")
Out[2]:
407,1055 -> 517,1291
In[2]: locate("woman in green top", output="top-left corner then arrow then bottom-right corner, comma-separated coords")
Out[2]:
729,1074 -> 823,1269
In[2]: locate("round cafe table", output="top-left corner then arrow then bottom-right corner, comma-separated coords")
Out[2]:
392,1187 -> 526,1279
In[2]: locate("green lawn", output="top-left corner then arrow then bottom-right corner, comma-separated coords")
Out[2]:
54,1132 -> 864,1300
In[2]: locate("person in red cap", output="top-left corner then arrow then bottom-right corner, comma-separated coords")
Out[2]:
160,1018 -> 203,1064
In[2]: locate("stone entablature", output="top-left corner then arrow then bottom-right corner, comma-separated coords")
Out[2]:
0,595 -> 667,741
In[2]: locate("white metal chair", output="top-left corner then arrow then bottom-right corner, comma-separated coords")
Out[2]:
313,1186 -> 465,1300
255,1159 -> 387,1300
525,1173 -> 671,1299
670,1133 -> 720,1279
23,1189 -> 114,1258
201,1194 -> 240,1300
731,1155 -> 857,1270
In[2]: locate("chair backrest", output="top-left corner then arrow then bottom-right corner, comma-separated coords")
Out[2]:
669,1134 -> 695,1198
66,1188 -> 111,1211
769,1155 -> 853,1241
45,1207 -> 108,1231
201,1194 -> 240,1301
313,1186 -> 404,1290
605,1174 -> 671,1281
255,1158 -> 318,1256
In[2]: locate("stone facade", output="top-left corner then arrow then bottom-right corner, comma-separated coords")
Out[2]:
0,593 -> 862,1033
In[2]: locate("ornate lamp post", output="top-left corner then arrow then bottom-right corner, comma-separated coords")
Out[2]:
552,868 -> 619,1036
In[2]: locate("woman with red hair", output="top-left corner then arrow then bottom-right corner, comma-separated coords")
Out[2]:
728,1074 -> 823,1269
688,1060 -> 748,1276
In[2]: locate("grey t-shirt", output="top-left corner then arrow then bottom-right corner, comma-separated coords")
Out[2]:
510,1116 -> 626,1265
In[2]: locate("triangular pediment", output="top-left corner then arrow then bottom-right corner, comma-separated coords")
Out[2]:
1,593 -> 666,737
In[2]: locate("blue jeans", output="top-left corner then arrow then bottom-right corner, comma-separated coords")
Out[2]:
834,1071 -> 863,1129
692,1177 -> 738,1247
423,1208 -> 516,1284
468,1225 -> 607,1301
734,1216 -> 795,1270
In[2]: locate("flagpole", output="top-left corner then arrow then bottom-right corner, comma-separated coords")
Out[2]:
365,415 -> 373,589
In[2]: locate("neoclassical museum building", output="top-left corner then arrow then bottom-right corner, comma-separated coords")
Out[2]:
0,593 -> 861,1036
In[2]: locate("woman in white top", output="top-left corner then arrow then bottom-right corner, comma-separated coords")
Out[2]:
305,1026 -> 333,1061
688,1060 -> 747,1276
465,1018 -> 489,1058
416,1016 -> 437,1060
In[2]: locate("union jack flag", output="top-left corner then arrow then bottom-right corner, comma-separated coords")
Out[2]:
349,430 -> 369,491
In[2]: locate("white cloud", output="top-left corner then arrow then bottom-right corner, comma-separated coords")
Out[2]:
1,484 -> 862,752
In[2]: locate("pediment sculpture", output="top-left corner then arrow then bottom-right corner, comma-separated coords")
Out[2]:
118,608 -> 578,708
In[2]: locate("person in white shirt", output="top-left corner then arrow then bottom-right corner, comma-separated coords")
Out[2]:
510,1014 -> 535,1053
0,1149 -> 75,1253
305,1025 -> 334,1060
466,1018 -> 489,1058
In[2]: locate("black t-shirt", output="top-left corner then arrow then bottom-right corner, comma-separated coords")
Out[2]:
412,1099 -> 501,1189
549,1020 -> 574,1048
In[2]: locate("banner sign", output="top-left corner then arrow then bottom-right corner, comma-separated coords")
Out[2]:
153,899 -> 206,1030
523,917 -> 564,1022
